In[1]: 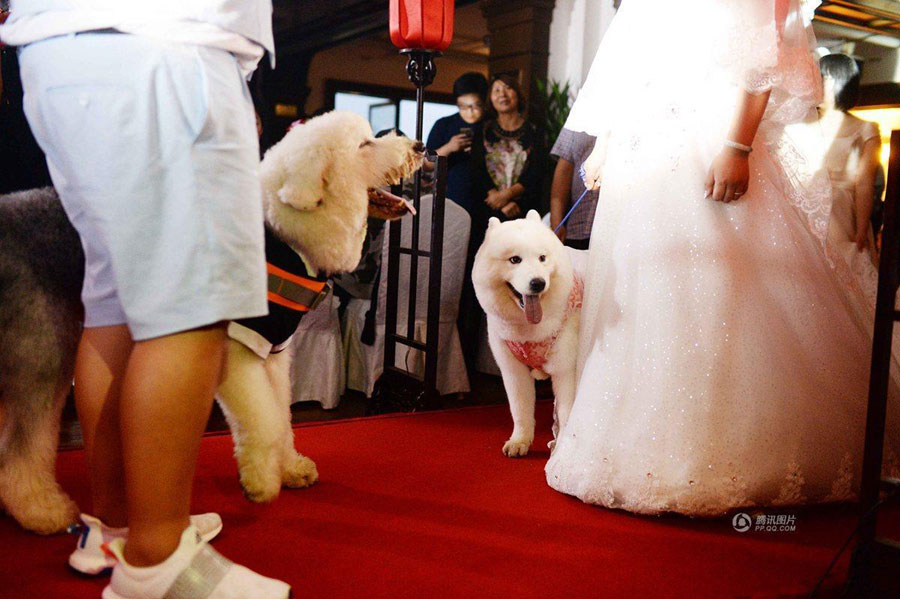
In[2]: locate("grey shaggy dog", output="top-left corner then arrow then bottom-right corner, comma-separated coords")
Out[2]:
0,187 -> 82,534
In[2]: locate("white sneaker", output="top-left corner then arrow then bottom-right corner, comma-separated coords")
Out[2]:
101,526 -> 290,599
68,513 -> 223,575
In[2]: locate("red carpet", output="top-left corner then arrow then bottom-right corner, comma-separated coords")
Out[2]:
1,402 -> 894,598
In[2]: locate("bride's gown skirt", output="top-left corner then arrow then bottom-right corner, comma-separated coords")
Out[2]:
545,0 -> 900,516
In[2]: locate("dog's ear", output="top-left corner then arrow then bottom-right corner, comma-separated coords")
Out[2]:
487,217 -> 500,231
526,210 -> 541,223
276,179 -> 324,212
260,151 -> 330,212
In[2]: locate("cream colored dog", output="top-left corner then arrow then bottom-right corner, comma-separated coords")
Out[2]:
217,110 -> 423,502
472,211 -> 584,457
0,111 -> 422,534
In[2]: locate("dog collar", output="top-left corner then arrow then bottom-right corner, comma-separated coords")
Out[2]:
503,274 -> 584,374
266,262 -> 330,313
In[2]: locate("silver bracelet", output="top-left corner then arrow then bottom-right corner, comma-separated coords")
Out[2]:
724,140 -> 753,153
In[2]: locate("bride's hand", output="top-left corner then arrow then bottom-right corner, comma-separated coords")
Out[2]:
704,149 -> 749,203
582,137 -> 608,191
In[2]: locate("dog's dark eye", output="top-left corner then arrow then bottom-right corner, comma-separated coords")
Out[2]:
359,139 -> 374,148
539,255 -> 546,262
509,256 -> 522,264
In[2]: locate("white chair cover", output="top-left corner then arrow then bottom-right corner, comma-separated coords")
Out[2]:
289,287 -> 345,409
343,195 -> 471,397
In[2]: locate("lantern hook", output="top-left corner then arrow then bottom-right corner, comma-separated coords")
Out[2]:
400,49 -> 439,89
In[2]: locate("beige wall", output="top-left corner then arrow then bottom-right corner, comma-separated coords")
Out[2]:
305,36 -> 488,115
848,42 -> 900,86
547,0 -> 617,92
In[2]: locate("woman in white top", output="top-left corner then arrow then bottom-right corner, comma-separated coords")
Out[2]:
817,53 -> 881,267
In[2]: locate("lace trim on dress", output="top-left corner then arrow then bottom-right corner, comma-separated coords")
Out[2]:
714,467 -> 750,514
772,461 -> 808,506
825,453 -> 855,502
764,129 -> 832,244
713,1 -> 822,115
546,450 -> 900,516
763,124 -> 883,325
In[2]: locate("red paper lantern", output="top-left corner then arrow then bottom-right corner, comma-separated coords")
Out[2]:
389,0 -> 454,52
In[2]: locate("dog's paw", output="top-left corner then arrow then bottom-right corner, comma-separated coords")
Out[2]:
502,438 -> 532,458
241,480 -> 281,503
282,454 -> 318,489
240,465 -> 282,503
12,487 -> 79,534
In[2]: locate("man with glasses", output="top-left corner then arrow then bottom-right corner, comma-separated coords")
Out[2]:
426,72 -> 488,214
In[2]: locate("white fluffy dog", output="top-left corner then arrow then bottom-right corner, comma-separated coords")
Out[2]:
472,211 -> 584,457
217,110 -> 423,502
0,110 -> 423,534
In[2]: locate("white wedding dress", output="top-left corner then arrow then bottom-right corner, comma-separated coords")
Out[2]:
545,0 -> 900,516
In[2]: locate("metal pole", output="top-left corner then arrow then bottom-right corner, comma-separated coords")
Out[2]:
424,155 -> 448,398
847,129 -> 900,596
407,71 -> 424,343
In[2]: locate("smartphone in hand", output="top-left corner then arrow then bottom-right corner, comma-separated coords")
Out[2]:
459,127 -> 474,153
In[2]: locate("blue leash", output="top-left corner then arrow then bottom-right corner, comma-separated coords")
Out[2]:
553,164 -> 592,234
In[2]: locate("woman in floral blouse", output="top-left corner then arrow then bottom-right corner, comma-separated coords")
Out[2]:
471,73 -> 543,223
460,73 -> 545,370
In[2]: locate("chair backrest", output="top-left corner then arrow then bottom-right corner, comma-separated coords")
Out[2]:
376,195 -> 471,326
296,287 -> 337,332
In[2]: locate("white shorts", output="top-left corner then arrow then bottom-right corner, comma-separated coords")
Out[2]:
19,32 -> 268,340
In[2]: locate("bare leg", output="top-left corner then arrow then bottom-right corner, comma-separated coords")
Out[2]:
74,325 -> 133,527
120,324 -> 226,567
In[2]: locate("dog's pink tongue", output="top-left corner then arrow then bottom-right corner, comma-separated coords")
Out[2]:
375,188 -> 417,215
524,294 -> 542,324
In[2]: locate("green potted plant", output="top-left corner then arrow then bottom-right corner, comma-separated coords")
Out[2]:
535,78 -> 574,212
535,78 -> 574,150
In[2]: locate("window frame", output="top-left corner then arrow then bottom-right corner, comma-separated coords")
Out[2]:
325,79 -> 456,134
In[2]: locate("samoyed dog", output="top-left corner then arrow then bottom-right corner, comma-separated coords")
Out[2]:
0,110 -> 423,534
472,211 -> 584,457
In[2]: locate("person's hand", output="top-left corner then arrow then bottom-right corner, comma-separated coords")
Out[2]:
704,148 -> 749,203
582,138 -> 608,190
555,224 -> 567,242
445,133 -> 472,154
501,202 -> 521,219
855,228 -> 871,252
485,188 -> 508,210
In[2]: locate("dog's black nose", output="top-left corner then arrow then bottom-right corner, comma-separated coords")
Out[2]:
413,141 -> 425,153
529,278 -> 546,293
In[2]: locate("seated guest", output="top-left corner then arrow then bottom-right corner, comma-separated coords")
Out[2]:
549,128 -> 599,250
426,72 -> 487,214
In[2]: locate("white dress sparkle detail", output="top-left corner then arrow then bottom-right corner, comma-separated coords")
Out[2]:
546,0 -> 900,516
